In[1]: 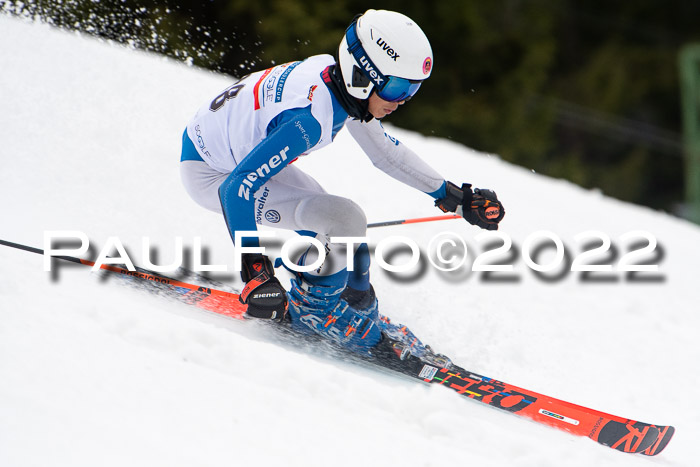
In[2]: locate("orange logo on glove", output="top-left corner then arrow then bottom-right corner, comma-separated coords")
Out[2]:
485,206 -> 500,219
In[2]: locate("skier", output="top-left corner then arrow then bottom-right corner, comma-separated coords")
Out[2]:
180,9 -> 504,352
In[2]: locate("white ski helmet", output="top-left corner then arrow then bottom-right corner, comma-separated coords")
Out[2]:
338,9 -> 433,101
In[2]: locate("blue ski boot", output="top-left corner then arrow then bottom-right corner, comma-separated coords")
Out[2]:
338,285 -> 452,368
287,272 -> 382,353
340,284 -> 379,318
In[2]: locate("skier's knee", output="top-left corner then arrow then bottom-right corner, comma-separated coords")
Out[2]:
331,197 -> 367,237
298,195 -> 367,237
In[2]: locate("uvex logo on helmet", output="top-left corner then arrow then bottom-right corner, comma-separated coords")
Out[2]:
358,56 -> 385,86
376,37 -> 400,61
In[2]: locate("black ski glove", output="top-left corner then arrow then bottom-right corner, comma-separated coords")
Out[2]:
239,253 -> 288,322
435,181 -> 505,230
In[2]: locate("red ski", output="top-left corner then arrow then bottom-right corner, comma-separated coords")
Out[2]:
409,363 -> 674,455
0,238 -> 675,455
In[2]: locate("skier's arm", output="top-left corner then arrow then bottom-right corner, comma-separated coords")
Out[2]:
345,118 -> 445,197
218,105 -> 322,247
346,118 -> 505,230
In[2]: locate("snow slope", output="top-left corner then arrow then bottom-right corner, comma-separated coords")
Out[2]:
1,15 -> 699,467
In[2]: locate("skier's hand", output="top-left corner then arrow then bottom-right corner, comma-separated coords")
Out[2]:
239,253 -> 288,322
435,181 -> 505,230
462,185 -> 505,230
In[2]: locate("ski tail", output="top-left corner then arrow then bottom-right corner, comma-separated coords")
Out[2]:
97,264 -> 247,318
0,238 -> 247,318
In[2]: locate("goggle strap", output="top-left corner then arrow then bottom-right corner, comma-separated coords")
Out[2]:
345,21 -> 388,90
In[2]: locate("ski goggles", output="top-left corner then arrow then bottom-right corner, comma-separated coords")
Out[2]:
377,76 -> 422,103
345,22 -> 423,102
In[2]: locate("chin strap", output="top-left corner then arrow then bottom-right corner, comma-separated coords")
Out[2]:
322,65 -> 373,123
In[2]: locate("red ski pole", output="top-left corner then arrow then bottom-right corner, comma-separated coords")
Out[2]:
366,214 -> 460,229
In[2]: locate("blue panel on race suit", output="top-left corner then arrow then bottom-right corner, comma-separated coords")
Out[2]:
427,180 -> 447,200
328,89 -> 348,140
180,129 -> 205,162
218,105 -> 322,248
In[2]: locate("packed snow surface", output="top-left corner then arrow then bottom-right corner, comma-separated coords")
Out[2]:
1,15 -> 699,467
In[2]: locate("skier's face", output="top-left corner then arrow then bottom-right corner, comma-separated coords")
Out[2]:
368,93 -> 405,119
